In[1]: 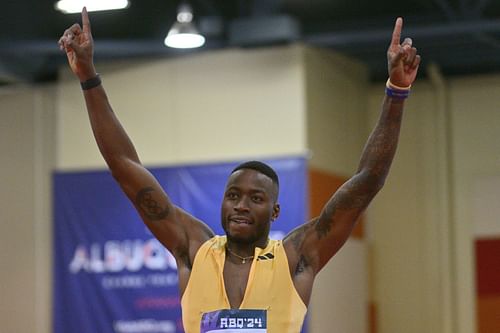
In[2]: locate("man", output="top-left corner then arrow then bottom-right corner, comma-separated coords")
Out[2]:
59,8 -> 420,333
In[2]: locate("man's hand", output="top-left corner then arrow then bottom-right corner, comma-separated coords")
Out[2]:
387,18 -> 421,87
58,7 -> 96,81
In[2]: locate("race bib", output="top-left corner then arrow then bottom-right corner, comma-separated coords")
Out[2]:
200,309 -> 267,333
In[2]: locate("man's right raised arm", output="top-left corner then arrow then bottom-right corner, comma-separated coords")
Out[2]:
58,8 -> 214,268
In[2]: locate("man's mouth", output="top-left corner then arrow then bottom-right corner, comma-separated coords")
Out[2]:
229,216 -> 252,224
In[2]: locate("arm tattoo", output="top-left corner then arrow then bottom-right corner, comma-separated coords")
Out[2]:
314,179 -> 373,239
358,105 -> 403,179
314,207 -> 335,239
290,221 -> 314,251
295,255 -> 309,275
136,187 -> 170,221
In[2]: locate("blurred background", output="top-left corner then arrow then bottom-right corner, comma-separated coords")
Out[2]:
3,0 -> 500,85
1,1 -> 500,333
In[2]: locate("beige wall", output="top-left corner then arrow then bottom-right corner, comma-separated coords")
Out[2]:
0,88 -> 36,333
1,44 -> 499,333
449,75 -> 500,333
368,82 -> 455,333
57,46 -> 307,169
0,85 -> 55,333
304,47 -> 368,174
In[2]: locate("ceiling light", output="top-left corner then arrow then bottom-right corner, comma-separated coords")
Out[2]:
164,3 -> 205,49
55,0 -> 129,14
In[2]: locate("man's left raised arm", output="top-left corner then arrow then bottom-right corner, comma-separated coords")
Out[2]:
284,17 -> 421,275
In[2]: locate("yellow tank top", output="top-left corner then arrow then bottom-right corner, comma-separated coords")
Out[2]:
181,236 -> 307,333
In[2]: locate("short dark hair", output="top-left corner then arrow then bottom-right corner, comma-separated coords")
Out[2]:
231,160 -> 279,188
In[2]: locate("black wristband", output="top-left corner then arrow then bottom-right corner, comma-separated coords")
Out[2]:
80,74 -> 101,90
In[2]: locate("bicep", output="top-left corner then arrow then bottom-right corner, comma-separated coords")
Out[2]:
113,159 -> 213,259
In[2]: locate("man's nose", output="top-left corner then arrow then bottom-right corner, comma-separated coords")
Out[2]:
234,197 -> 250,211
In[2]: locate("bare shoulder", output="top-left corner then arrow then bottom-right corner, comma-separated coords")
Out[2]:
175,206 -> 215,262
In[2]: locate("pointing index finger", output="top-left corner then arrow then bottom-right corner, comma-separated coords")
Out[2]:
82,6 -> 91,34
391,17 -> 403,47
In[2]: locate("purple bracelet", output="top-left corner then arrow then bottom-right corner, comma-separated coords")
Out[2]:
385,86 -> 410,99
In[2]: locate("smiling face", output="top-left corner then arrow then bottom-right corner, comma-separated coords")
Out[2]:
221,168 -> 280,246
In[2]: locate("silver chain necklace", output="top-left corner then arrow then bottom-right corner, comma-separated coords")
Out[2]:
226,246 -> 254,264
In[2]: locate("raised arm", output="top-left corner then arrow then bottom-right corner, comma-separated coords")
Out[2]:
284,18 -> 420,285
58,8 -> 213,282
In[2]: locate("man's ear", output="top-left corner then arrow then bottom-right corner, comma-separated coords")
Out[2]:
271,203 -> 280,221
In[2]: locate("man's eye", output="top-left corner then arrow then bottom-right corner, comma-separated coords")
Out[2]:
252,196 -> 263,203
227,193 -> 238,199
